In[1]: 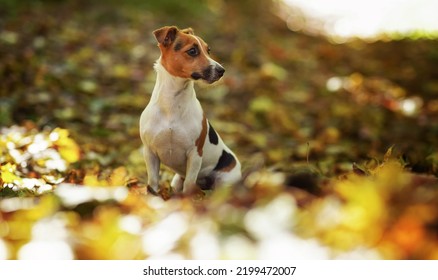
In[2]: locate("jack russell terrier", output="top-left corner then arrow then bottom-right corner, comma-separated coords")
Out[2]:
140,26 -> 241,195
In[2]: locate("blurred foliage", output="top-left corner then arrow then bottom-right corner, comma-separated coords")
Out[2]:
1,0 -> 438,260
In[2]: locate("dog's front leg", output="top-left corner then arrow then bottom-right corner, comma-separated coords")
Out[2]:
183,148 -> 202,194
143,146 -> 160,194
171,174 -> 184,192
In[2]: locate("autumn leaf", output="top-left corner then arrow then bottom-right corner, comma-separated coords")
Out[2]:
383,145 -> 395,162
51,128 -> 81,164
1,163 -> 20,184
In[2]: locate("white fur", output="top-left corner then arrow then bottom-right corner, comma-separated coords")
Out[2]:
140,58 -> 241,194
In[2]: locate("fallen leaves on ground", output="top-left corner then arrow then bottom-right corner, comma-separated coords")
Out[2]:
1,0 -> 438,260
1,125 -> 438,260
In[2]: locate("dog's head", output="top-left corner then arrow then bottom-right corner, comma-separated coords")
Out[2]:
153,26 -> 225,84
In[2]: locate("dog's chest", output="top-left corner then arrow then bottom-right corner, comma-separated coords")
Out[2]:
141,105 -> 203,171
150,118 -> 194,150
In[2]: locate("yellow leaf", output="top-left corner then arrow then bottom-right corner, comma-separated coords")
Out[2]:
260,62 -> 287,80
83,172 -> 105,187
249,96 -> 275,113
1,163 -> 20,183
335,175 -> 386,232
74,207 -> 143,259
383,145 -> 395,162
58,138 -> 81,163
109,167 -> 128,186
374,160 -> 409,193
52,128 -> 81,163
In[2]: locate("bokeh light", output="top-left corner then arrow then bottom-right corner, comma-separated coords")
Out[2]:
282,0 -> 438,41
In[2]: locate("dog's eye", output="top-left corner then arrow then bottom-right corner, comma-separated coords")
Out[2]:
186,47 -> 199,57
207,47 -> 211,54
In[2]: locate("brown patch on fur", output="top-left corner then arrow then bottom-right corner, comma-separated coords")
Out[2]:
153,26 -> 178,47
195,114 -> 208,156
181,27 -> 194,35
153,26 -> 212,79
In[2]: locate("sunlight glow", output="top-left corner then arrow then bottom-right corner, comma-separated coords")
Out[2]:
335,246 -> 382,260
55,183 -> 128,207
27,135 -> 48,154
326,77 -> 344,92
18,241 -> 73,260
119,215 -> 143,235
142,212 -> 188,256
258,233 -> 329,259
0,197 -> 35,212
190,225 -> 220,260
399,97 -> 423,116
18,217 -> 74,260
49,131 -> 60,142
244,194 -> 297,239
283,0 -> 438,40
222,235 -> 256,259
22,178 -> 54,194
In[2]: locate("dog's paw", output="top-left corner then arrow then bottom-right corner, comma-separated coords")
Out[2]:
147,184 -> 174,200
182,184 -> 205,197
147,185 -> 160,196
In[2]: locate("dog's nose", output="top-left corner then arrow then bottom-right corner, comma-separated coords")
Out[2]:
216,66 -> 225,77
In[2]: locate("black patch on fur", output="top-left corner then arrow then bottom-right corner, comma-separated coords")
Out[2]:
199,176 -> 215,190
191,72 -> 202,80
201,65 -> 225,83
213,150 -> 236,171
174,41 -> 183,52
202,66 -> 213,80
208,121 -> 219,145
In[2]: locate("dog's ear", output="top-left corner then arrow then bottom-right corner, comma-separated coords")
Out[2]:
181,27 -> 194,35
153,26 -> 178,47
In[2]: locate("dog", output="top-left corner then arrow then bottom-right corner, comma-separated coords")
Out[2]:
139,26 -> 241,195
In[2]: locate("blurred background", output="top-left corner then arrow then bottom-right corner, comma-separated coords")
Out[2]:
1,0 -> 438,260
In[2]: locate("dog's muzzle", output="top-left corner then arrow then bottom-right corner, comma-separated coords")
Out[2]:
191,64 -> 225,84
